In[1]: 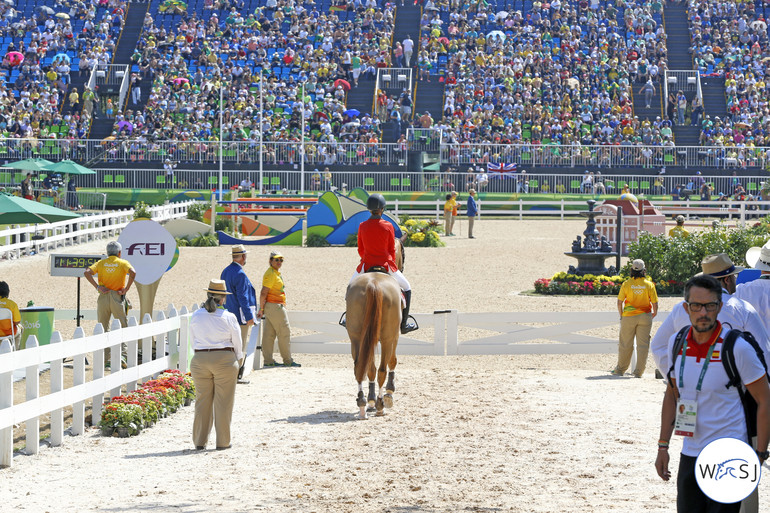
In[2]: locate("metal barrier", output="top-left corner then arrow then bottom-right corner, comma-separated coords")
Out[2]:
0,139 -> 768,169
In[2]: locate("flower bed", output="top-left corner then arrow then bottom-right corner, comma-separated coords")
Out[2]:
534,272 -> 683,296
399,217 -> 445,248
99,369 -> 196,437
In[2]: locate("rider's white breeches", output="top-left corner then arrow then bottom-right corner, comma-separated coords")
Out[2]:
349,269 -> 411,291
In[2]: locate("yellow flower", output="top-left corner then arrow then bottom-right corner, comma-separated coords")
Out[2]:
411,232 -> 425,243
405,219 -> 417,227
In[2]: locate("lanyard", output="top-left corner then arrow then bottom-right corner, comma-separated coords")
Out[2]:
679,336 -> 718,393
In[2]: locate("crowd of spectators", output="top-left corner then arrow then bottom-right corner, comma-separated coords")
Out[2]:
689,0 -> 770,152
116,0 -> 398,162
411,0 -> 670,155
0,0 -> 126,149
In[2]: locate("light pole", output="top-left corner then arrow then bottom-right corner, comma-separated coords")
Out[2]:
300,79 -> 306,195
218,70 -> 224,200
259,74 -> 263,195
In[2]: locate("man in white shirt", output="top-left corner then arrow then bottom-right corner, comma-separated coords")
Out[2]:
651,253 -> 769,376
735,242 -> 770,331
402,35 -> 414,67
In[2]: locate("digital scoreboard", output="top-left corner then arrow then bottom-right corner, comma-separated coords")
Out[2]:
49,254 -> 104,277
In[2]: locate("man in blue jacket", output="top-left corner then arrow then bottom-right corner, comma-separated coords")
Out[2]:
221,244 -> 257,382
467,188 -> 478,239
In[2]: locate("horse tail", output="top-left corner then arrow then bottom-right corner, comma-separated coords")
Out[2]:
355,279 -> 382,383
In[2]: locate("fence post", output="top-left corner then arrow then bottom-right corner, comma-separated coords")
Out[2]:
91,323 -> 105,424
0,338 -> 13,467
519,198 -> 523,221
126,317 -> 138,392
432,312 -> 445,356
143,313 -> 154,370
447,310 -> 458,355
167,305 -> 180,370
179,307 -> 190,373
71,326 -> 86,436
560,199 -> 565,221
24,335 -> 40,455
394,198 -> 400,219
109,319 -> 123,399
49,331 -> 63,447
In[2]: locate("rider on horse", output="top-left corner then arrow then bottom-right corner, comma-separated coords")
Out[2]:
347,193 -> 418,334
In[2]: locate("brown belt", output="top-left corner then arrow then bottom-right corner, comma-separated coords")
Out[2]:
195,347 -> 234,353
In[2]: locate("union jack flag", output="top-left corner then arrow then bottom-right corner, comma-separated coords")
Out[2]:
487,162 -> 518,178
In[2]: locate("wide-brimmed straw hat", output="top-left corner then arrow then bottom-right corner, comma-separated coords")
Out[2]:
698,253 -> 744,278
746,242 -> 770,272
631,259 -> 645,271
204,279 -> 231,295
231,244 -> 248,256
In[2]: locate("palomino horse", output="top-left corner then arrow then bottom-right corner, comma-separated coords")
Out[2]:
345,238 -> 405,419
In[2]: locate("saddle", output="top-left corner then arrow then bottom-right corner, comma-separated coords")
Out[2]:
365,266 -> 389,274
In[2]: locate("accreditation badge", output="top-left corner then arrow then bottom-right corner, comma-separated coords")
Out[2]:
674,399 -> 697,437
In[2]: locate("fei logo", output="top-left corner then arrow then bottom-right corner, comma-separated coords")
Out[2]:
126,243 -> 166,256
696,438 -> 761,504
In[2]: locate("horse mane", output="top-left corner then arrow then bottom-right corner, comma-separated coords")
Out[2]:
355,279 -> 382,383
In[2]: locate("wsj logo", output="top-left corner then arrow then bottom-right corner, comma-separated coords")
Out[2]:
696,438 -> 762,504
698,458 -> 758,483
127,243 -> 166,256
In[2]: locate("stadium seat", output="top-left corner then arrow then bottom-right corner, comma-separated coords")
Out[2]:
401,178 -> 411,187
390,177 -> 400,187
156,175 -> 166,186
528,179 -> 538,190
103,175 -> 113,184
115,175 -> 126,185
364,177 -> 375,188
570,180 -> 581,191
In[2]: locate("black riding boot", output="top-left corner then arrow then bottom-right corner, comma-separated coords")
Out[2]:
400,290 -> 418,334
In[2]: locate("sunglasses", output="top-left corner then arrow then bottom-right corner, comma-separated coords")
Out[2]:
273,258 -> 284,262
686,301 -> 720,312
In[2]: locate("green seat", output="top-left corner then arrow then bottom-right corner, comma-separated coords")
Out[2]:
103,174 -> 113,184
605,179 -> 615,190
115,175 -> 125,184
364,177 -> 374,188
156,175 -> 166,185
640,180 -> 650,191
570,179 -> 581,191
0,171 -> 11,184
262,176 -> 270,185
390,177 -> 400,187
222,176 -> 229,186
629,180 -> 639,189
664,153 -> 674,164
528,179 -> 538,190
522,152 -> 532,161
401,178 -> 411,187
747,182 -> 758,192
270,176 -> 280,186
208,176 -> 218,186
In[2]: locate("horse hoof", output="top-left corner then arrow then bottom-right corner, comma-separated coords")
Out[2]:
367,399 -> 375,408
375,409 -> 385,417
383,393 -> 394,409
366,406 -> 376,413
359,406 -> 367,420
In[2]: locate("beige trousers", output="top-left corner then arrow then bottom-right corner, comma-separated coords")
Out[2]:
239,323 -> 250,366
444,211 -> 452,235
468,216 -> 475,237
616,313 -> 652,376
97,290 -> 128,331
190,350 -> 238,448
262,302 -> 292,365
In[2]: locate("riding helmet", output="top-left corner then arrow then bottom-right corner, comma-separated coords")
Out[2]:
367,193 -> 387,211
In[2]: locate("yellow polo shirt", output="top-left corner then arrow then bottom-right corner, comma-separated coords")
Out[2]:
262,267 -> 286,304
618,278 -> 658,316
669,226 -> 690,238
88,255 -> 134,291
0,297 -> 20,336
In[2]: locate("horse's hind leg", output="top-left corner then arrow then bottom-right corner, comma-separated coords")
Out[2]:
384,370 -> 396,409
367,361 -> 376,409
356,382 -> 367,420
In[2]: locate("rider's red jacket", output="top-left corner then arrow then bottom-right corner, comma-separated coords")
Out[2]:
356,217 -> 397,273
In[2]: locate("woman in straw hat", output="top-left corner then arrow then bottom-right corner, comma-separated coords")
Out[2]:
189,279 -> 244,450
259,250 -> 300,367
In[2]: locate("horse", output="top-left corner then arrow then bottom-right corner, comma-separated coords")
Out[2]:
345,238 -> 405,419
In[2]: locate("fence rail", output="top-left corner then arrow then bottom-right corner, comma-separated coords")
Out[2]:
0,200 -> 197,258
0,138 -> 768,170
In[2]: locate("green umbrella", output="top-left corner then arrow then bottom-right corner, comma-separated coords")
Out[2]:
1,158 -> 56,172
424,162 -> 442,172
0,193 -> 81,225
45,160 -> 96,175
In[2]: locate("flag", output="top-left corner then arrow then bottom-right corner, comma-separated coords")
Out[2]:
487,162 -> 517,178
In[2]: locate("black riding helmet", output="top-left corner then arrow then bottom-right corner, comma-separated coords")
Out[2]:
367,193 -> 386,212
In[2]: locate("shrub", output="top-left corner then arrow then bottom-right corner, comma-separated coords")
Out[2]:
215,216 -> 234,233
345,233 -> 358,247
189,233 -> 218,247
175,237 -> 190,247
186,202 -> 206,222
133,201 -> 152,220
400,216 -> 445,248
306,233 -> 331,247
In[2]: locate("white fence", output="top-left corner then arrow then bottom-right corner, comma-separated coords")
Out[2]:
1,306 -> 633,468
0,200 -> 199,259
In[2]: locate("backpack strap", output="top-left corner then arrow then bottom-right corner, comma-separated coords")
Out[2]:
668,326 -> 691,388
722,329 -> 768,390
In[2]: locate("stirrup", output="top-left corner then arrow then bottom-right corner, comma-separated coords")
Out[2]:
400,315 -> 419,334
339,312 -> 346,327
